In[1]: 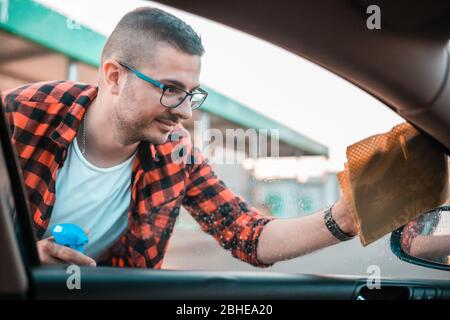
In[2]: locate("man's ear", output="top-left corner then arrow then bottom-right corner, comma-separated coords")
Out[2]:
102,59 -> 123,96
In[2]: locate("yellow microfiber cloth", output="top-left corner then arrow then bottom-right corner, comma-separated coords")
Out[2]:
338,122 -> 449,246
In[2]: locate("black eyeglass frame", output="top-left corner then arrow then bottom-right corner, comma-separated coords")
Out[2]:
117,61 -> 208,110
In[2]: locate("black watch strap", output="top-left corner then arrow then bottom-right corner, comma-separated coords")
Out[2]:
324,205 -> 355,242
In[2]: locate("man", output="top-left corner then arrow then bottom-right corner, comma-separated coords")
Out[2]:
1,7 -> 357,268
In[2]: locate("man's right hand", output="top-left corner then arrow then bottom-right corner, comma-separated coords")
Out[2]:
37,236 -> 96,266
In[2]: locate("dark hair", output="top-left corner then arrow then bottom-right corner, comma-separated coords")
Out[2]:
101,7 -> 204,66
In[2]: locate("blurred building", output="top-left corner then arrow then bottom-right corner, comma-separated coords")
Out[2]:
248,156 -> 340,218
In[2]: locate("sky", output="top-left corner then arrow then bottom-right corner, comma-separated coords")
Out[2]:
36,0 -> 404,172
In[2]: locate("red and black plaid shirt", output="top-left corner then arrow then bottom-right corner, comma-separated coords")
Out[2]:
1,80 -> 274,269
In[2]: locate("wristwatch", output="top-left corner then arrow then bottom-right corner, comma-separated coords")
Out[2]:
324,204 -> 355,241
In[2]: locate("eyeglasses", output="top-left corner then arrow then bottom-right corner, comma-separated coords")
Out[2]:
117,61 -> 208,110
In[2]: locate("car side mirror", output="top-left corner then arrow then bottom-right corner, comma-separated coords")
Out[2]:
390,206 -> 450,271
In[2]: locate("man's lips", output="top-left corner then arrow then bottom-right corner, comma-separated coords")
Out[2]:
155,118 -> 178,131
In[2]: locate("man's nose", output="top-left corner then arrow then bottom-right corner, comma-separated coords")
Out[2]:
170,97 -> 192,120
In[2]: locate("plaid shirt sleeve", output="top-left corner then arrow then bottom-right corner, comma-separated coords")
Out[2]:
182,141 -> 276,268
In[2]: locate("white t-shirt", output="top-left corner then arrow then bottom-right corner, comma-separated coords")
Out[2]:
44,137 -> 136,259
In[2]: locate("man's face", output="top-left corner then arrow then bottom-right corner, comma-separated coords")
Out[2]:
113,45 -> 201,145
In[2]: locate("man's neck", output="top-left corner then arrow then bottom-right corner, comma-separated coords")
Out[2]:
77,96 -> 139,168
